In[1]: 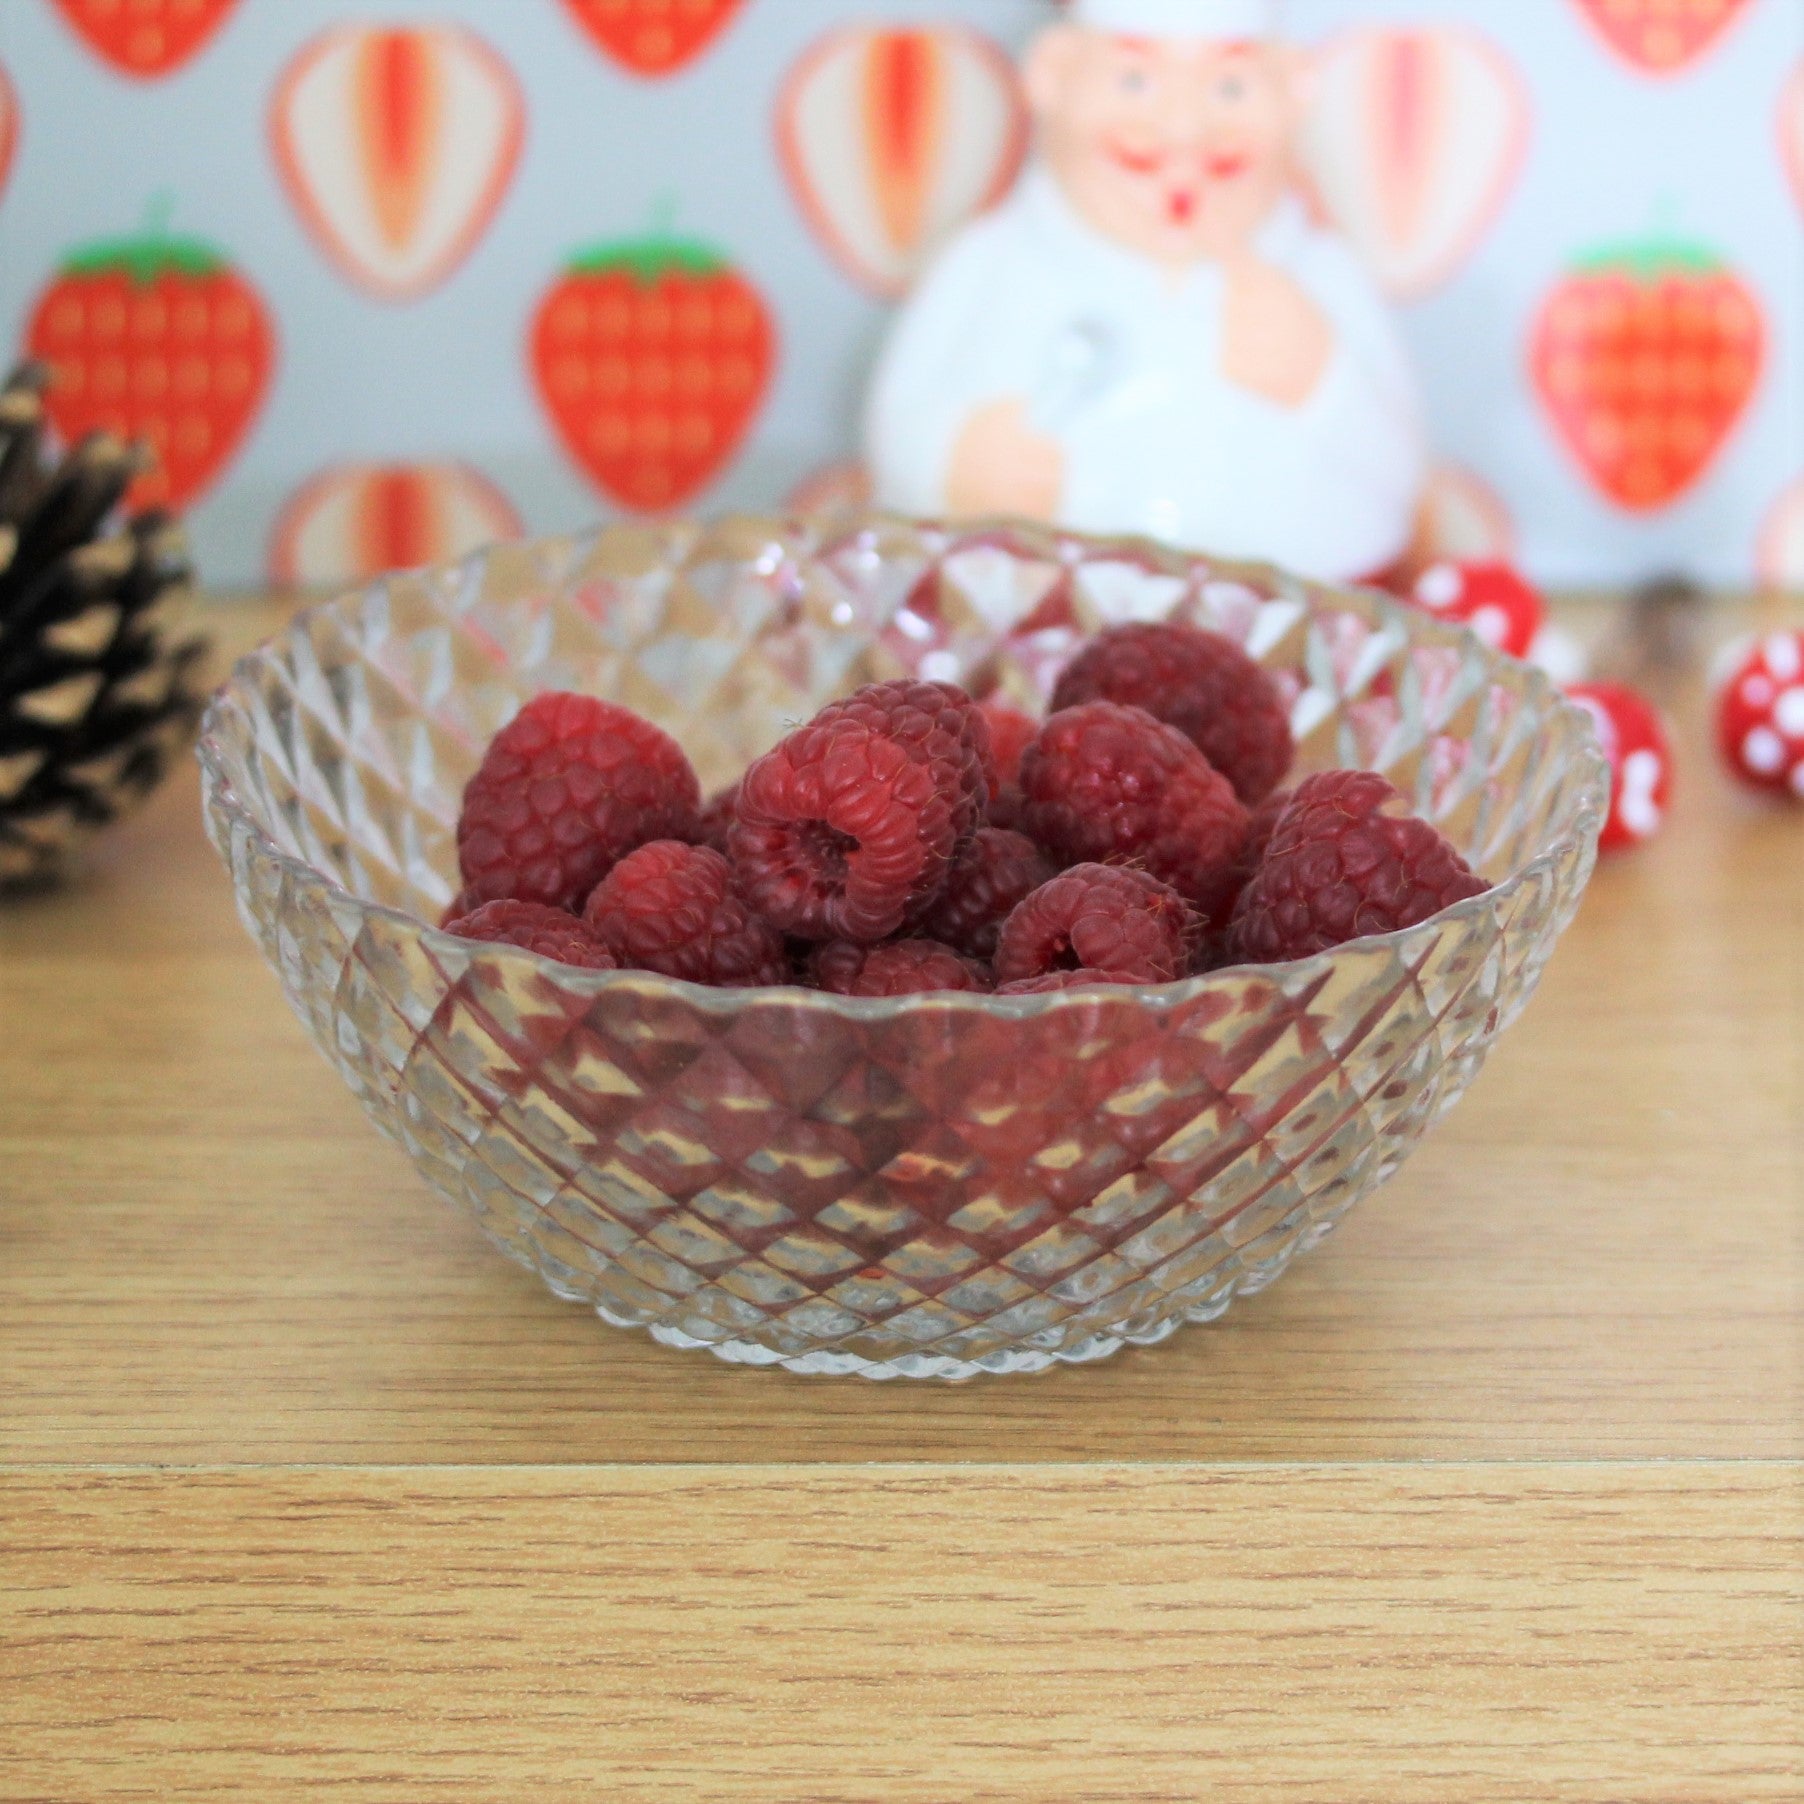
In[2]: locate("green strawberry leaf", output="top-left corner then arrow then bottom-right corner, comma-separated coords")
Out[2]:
60,196 -> 227,286
565,235 -> 727,284
563,195 -> 727,286
1571,227 -> 1724,285
63,233 -> 226,284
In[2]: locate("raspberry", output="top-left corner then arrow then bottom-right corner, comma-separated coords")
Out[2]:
988,784 -> 1030,835
1240,785 -> 1292,867
583,840 -> 788,987
980,698 -> 1038,787
814,679 -> 995,836
994,863 -> 1197,985
996,969 -> 1141,995
443,899 -> 619,969
905,827 -> 1055,961
730,681 -> 988,942
1051,622 -> 1293,804
980,699 -> 1040,836
810,938 -> 991,997
1229,770 -> 1489,963
1020,701 -> 1250,923
1197,786 -> 1292,970
456,692 -> 701,912
694,783 -> 738,855
1223,784 -> 1293,905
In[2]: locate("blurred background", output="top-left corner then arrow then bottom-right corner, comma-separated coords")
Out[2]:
0,0 -> 1799,594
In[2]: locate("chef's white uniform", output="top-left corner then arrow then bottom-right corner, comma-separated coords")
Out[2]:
865,165 -> 1426,582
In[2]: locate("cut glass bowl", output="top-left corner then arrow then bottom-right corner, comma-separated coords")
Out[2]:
199,516 -> 1607,1381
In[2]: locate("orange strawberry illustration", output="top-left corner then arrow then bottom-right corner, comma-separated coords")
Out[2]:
559,0 -> 744,78
1781,60 -> 1804,217
270,462 -> 523,586
529,213 -> 776,513
25,201 -> 276,512
50,0 -> 240,80
270,23 -> 525,302
1530,229 -> 1763,512
0,61 -> 17,204
1572,0 -> 1751,76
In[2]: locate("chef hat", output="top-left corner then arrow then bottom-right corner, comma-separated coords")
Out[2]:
1067,0 -> 1279,39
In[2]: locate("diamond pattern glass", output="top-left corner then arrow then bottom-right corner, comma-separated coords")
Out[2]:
199,517 -> 1608,1380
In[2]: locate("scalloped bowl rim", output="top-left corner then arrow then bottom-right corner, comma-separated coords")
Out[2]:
196,514 -> 1611,1022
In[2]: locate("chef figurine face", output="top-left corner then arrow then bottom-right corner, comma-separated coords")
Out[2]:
1024,25 -> 1303,271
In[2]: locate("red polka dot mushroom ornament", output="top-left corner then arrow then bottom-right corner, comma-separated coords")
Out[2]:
1565,682 -> 1675,853
1404,559 -> 1587,684
1410,561 -> 1543,658
1714,630 -> 1804,803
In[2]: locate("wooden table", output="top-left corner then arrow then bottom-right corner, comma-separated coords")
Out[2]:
2,599 -> 1798,1801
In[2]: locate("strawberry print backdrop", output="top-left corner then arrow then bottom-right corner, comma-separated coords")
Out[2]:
0,0 -> 1798,591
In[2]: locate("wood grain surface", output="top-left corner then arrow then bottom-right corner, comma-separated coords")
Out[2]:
1,598 -> 1799,1799
5,1464 -> 1800,1802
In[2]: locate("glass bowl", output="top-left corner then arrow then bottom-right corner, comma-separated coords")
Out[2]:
198,516 -> 1607,1381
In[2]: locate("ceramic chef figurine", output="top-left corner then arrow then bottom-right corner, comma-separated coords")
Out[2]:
865,0 -> 1426,583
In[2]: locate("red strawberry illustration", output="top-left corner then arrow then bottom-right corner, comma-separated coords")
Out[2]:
25,201 -> 276,512
50,0 -> 240,80
1530,229 -> 1763,513
1572,0 -> 1751,76
559,0 -> 744,78
529,213 -> 776,513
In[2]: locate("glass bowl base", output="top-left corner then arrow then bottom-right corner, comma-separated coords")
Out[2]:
631,1285 -> 1248,1382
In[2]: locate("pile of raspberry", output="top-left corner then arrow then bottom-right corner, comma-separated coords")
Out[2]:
439,621 -> 1489,994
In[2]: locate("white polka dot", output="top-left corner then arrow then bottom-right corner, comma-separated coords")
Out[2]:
1764,634 -> 1801,682
1773,687 -> 1804,737
1417,564 -> 1463,609
1618,749 -> 1665,839
1742,725 -> 1786,774
919,650 -> 962,683
1471,605 -> 1510,649
1741,672 -> 1775,707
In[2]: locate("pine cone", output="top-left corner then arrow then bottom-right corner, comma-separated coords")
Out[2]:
0,360 -> 209,886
